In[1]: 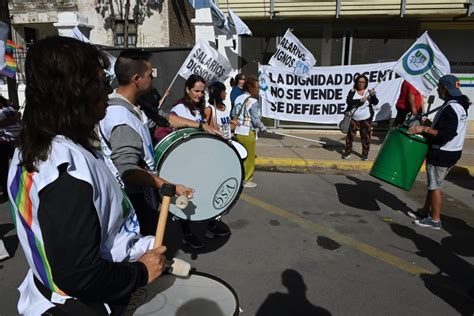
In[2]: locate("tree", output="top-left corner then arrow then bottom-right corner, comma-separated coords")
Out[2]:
0,0 -> 18,108
95,0 -> 165,47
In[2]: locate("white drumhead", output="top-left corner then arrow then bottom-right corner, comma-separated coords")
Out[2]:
127,273 -> 239,316
229,140 -> 247,160
158,135 -> 243,221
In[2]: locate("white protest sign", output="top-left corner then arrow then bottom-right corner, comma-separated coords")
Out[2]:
178,40 -> 233,83
269,29 -> 316,76
393,31 -> 450,96
259,62 -> 403,124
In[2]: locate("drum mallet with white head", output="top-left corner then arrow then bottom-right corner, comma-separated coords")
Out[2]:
154,183 -> 191,277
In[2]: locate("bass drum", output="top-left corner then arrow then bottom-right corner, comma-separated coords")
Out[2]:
126,272 -> 240,316
154,128 -> 244,222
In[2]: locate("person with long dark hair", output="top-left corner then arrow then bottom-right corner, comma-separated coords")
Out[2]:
408,75 -> 470,229
168,75 -> 231,249
8,36 -> 170,315
342,74 -> 379,161
230,73 -> 246,109
205,81 -> 239,140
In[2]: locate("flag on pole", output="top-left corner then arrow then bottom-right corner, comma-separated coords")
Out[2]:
228,9 -> 252,36
269,29 -> 316,77
393,31 -> 451,96
0,40 -> 20,79
67,26 -> 117,79
177,40 -> 233,83
209,0 -> 233,37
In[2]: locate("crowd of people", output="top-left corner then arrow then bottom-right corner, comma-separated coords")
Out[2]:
0,35 -> 471,314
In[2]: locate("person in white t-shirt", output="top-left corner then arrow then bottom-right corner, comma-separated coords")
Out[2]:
205,81 -> 239,140
342,74 -> 379,161
169,75 -> 231,249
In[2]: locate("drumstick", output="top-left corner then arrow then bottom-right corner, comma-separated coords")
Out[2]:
154,184 -> 192,277
154,183 -> 176,248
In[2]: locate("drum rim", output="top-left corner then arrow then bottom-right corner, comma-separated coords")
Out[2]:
186,271 -> 240,316
134,271 -> 240,316
155,128 -> 245,223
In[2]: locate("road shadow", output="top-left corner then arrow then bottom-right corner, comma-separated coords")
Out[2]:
390,223 -> 474,314
320,137 -> 345,156
0,223 -> 18,261
256,269 -> 331,316
440,215 -> 474,258
445,166 -> 474,191
335,176 -> 413,213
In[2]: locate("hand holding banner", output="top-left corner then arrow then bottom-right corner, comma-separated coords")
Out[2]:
269,29 -> 316,77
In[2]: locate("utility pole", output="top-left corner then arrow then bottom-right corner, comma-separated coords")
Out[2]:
0,0 -> 19,108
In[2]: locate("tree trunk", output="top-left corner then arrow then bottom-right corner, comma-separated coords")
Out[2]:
0,0 -> 19,108
124,0 -> 130,47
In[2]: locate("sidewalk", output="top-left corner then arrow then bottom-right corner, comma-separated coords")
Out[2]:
255,129 -> 474,175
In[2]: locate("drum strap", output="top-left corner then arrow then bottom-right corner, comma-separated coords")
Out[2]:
232,96 -> 253,122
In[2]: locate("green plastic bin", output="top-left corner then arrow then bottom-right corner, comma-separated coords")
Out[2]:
370,127 -> 428,191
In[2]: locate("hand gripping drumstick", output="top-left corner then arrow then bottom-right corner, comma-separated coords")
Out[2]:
154,183 -> 191,277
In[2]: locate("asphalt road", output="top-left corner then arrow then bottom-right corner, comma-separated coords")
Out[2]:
1,170 -> 473,315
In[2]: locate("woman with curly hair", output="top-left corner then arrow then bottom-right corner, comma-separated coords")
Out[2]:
8,36 -> 168,315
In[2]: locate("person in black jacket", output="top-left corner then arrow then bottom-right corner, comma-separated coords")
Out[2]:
342,74 -> 379,161
407,75 -> 470,230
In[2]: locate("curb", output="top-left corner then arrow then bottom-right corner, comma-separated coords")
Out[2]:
255,157 -> 474,175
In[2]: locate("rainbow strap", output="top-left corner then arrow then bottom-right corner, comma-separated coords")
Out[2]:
10,166 -> 66,296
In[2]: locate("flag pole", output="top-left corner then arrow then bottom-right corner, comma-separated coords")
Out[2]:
158,72 -> 180,109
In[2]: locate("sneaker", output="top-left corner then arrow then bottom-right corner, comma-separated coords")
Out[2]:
342,153 -> 351,159
244,181 -> 257,188
361,155 -> 368,161
206,220 -> 231,238
407,209 -> 429,219
414,217 -> 442,230
183,233 -> 204,249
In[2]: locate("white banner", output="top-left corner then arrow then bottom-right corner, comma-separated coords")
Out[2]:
259,62 -> 404,124
393,31 -> 450,96
269,29 -> 316,76
178,40 -> 233,83
228,9 -> 252,36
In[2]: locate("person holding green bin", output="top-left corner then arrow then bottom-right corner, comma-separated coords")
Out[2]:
407,75 -> 470,230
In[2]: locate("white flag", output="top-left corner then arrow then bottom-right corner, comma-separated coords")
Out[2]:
209,0 -> 233,37
68,26 -> 91,43
228,9 -> 252,36
66,27 -> 116,79
0,40 -> 5,71
269,29 -> 316,77
177,40 -> 233,83
393,31 -> 450,96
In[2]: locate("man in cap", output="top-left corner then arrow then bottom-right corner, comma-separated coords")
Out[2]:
407,75 -> 470,229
